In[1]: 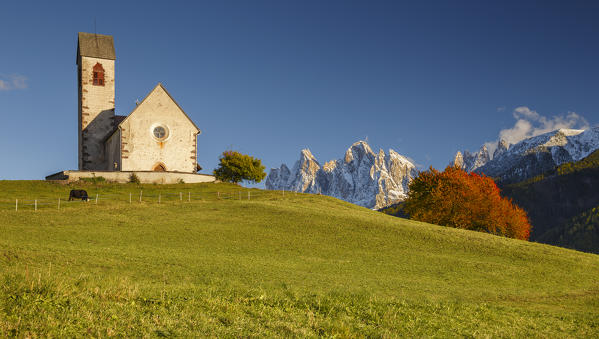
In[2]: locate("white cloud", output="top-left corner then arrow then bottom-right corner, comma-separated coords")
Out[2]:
10,75 -> 27,89
0,74 -> 28,91
486,106 -> 590,158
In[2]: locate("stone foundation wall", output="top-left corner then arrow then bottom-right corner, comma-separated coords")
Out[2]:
46,170 -> 215,184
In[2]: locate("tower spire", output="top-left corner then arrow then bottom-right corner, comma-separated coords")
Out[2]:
94,17 -> 98,46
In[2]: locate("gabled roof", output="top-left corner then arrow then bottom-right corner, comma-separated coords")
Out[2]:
77,32 -> 115,62
118,83 -> 201,134
101,115 -> 127,144
114,115 -> 127,126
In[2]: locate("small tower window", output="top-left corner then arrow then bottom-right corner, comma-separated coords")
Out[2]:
92,63 -> 105,86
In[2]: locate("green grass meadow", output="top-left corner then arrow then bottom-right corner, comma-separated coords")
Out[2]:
0,180 -> 598,337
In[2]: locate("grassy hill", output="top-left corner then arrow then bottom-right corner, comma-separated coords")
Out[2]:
1,181 -> 598,337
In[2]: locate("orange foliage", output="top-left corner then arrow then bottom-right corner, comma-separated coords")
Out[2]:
403,166 -> 531,240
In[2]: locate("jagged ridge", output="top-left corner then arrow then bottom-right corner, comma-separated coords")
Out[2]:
266,141 -> 417,209
452,127 -> 599,183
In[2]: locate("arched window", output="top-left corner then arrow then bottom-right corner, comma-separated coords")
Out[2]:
92,63 -> 105,86
153,163 -> 167,172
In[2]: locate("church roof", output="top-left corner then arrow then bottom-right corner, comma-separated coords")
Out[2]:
117,83 -> 201,134
77,32 -> 115,61
101,116 -> 127,144
114,115 -> 127,125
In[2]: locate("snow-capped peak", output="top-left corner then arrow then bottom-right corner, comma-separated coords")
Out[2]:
474,127 -> 599,183
266,141 -> 417,209
493,139 -> 510,159
344,140 -> 375,164
453,144 -> 490,172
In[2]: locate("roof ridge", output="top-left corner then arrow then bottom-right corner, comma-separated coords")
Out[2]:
77,32 -> 115,61
117,83 -> 201,134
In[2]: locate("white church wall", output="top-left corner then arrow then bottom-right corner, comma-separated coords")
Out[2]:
120,85 -> 198,173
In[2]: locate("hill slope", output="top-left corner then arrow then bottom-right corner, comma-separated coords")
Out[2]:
1,181 -> 598,337
538,205 -> 599,253
501,150 -> 599,248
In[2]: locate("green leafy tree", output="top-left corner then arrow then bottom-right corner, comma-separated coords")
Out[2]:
213,151 -> 266,184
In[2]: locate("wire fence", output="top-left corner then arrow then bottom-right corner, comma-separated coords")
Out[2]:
0,188 -> 299,212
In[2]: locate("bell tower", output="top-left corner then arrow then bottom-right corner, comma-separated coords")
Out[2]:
76,32 -> 116,170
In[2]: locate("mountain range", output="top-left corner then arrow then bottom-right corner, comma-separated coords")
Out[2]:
266,141 -> 417,209
451,127 -> 599,253
267,128 -> 599,210
454,127 -> 599,184
267,128 -> 599,253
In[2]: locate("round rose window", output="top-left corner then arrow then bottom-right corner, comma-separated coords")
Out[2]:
152,125 -> 169,141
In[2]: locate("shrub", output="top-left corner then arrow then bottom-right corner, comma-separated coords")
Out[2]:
379,203 -> 408,218
129,173 -> 141,184
213,151 -> 266,184
403,166 -> 531,240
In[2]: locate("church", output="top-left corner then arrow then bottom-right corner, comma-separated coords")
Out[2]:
46,32 -> 214,183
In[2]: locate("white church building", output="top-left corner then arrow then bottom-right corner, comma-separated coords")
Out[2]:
46,32 -> 214,183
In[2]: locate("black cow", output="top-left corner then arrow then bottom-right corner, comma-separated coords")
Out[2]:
69,189 -> 89,201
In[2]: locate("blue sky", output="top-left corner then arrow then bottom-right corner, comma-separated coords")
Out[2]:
1,0 -> 598,181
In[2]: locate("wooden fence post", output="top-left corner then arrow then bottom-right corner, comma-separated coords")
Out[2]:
139,190 -> 143,203
180,192 -> 182,201
95,194 -> 98,204
34,200 -> 37,211
159,194 -> 161,204
129,192 -> 132,204
248,191 -> 250,200
188,192 -> 191,202
58,198 -> 61,210
15,199 -> 18,212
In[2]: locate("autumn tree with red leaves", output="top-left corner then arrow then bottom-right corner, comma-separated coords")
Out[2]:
402,166 -> 531,240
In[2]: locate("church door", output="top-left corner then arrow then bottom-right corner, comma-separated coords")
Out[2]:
153,163 -> 167,172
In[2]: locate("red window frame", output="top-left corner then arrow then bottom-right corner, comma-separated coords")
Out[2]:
92,63 -> 105,86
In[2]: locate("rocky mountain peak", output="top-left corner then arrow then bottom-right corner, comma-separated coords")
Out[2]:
453,145 -> 490,172
475,127 -> 599,184
267,141 -> 417,209
493,139 -> 510,159
453,151 -> 464,168
298,149 -> 320,176
300,148 -> 316,160
323,160 -> 338,172
344,140 -> 375,164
